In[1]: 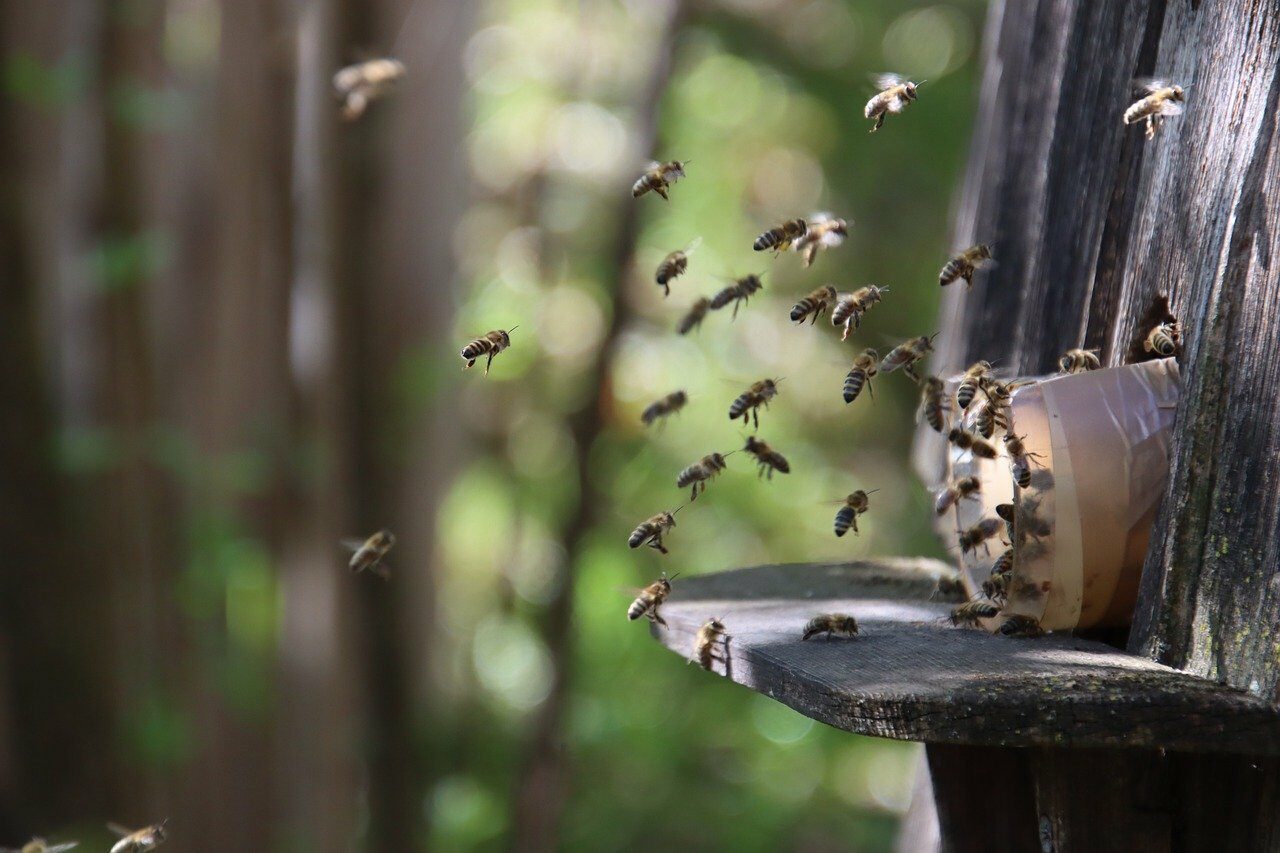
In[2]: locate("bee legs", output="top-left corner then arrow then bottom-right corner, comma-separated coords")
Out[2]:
465,358 -> 477,369
648,609 -> 668,629
871,113 -> 885,133
648,537 -> 668,555
655,185 -> 669,201
484,351 -> 496,376
662,283 -> 670,297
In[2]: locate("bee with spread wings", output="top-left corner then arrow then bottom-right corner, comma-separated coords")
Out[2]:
1124,79 -> 1186,140
792,213 -> 849,267
1,840 -> 79,853
864,74 -> 922,133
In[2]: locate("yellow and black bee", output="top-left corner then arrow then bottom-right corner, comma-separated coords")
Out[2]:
790,285 -> 839,325
1058,348 -> 1101,374
830,285 -> 889,341
864,73 -> 921,132
693,617 -> 729,671
628,509 -> 680,555
676,297 -> 710,335
999,614 -> 1045,638
641,390 -> 688,427
333,58 -> 406,121
793,214 -> 849,267
676,451 -> 730,501
934,475 -> 981,516
939,245 -> 993,289
753,218 -> 807,254
654,238 -> 701,296
1003,433 -> 1044,489
918,376 -> 947,432
627,573 -> 674,627
949,598 -> 1000,627
1124,79 -> 1186,140
880,334 -> 936,383
632,160 -> 688,200
1144,321 -> 1181,357
343,529 -> 395,579
957,518 -> 1004,555
956,361 -> 992,410
833,489 -> 875,537
801,614 -> 859,640
947,426 -> 999,460
843,349 -> 879,404
729,378 -> 779,429
709,274 -> 764,318
743,435 -> 790,479
460,327 -> 517,375
107,820 -> 168,853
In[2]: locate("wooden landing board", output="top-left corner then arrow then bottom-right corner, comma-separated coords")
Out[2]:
649,560 -> 1280,754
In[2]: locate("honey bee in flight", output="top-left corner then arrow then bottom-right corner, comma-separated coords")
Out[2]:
641,390 -> 688,427
999,614 -> 1045,638
939,245 -> 994,289
982,571 -> 1010,607
654,238 -> 701,297
676,297 -> 710,335
790,285 -> 839,325
833,489 -> 876,537
949,598 -> 1001,627
343,529 -> 395,579
632,160 -> 688,200
802,614 -> 860,640
843,348 -> 879,404
968,397 -> 1008,439
744,436 -> 790,479
1003,433 -> 1044,489
627,572 -> 675,628
1144,321 -> 1181,357
628,508 -> 681,555
793,214 -> 849,267
1124,79 -> 1186,140
676,451 -> 731,501
934,475 -> 981,515
693,617 -> 730,671
947,426 -> 999,460
1059,348 -> 1101,374
865,74 -> 922,132
2,840 -> 78,853
709,274 -> 764,318
831,285 -> 888,340
107,821 -> 168,853
957,518 -> 1004,555
918,375 -> 947,432
729,378 -> 779,429
955,361 -> 992,410
990,547 -> 1014,578
998,498 -> 1050,544
333,58 -> 406,121
880,334 -> 936,383
753,218 -> 807,254
460,327 -> 517,375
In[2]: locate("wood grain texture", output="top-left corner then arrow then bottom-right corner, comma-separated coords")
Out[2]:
647,562 -> 1280,753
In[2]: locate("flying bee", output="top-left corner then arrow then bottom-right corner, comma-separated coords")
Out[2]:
802,613 -> 860,640
692,617 -> 730,671
709,274 -> 764,318
729,378 -> 779,429
1059,348 -> 1101,374
1124,79 -> 1186,140
957,518 -> 1004,555
880,334 -> 937,383
939,245 -> 994,289
831,285 -> 889,340
997,498 -> 1050,544
968,397 -> 1008,439
833,489 -> 876,537
654,238 -> 701,296
790,285 -> 839,325
107,821 -> 168,853
949,598 -> 1001,627
934,475 -> 981,516
947,426 -> 999,460
460,326 -> 518,376
342,529 -> 395,579
1144,321 -> 1181,357
793,214 -> 849,267
743,435 -> 790,479
676,297 -> 710,335
676,451 -> 731,501
333,58 -> 406,121
753,218 -> 807,254
918,375 -> 947,432
628,508 -> 681,555
864,73 -> 921,132
956,361 -> 993,410
641,390 -> 688,427
843,349 -> 879,404
627,572 -> 675,628
2,840 -> 79,853
990,547 -> 1014,578
1003,433 -> 1044,489
999,614 -> 1045,638
982,571 -> 1010,607
632,160 -> 688,200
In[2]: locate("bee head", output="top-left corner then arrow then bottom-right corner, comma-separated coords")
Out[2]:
904,81 -> 920,99
378,529 -> 397,546
709,452 -> 726,468
744,435 -> 762,452
154,820 -> 170,841
672,389 -> 688,406
1171,85 -> 1186,101
708,617 -> 725,631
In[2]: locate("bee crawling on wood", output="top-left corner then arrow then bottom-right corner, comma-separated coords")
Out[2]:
1124,79 -> 1186,140
676,451 -> 732,501
743,435 -> 790,479
999,613 -> 1045,638
939,245 -> 994,289
790,285 -> 839,325
692,617 -> 730,671
1059,348 -> 1101,374
628,508 -> 682,555
864,73 -> 922,132
729,378 -> 780,429
107,821 -> 168,853
802,613 -> 860,640
709,274 -> 765,318
632,159 -> 689,200
918,376 -> 948,432
1003,433 -> 1045,490
843,349 -> 879,404
2,839 -> 79,853
948,598 -> 1001,627
343,529 -> 395,579
753,218 -> 807,254
676,297 -> 711,335
641,390 -> 688,428
793,213 -> 849,267
1144,321 -> 1181,357
461,327 -> 518,375
627,572 -> 676,628
654,238 -> 701,296
934,475 -> 981,516
957,518 -> 1004,556
880,334 -> 937,383
947,426 -> 999,460
833,489 -> 876,537
831,285 -> 889,340
333,58 -> 406,121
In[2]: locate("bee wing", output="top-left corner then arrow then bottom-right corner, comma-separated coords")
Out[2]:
644,160 -> 662,172
341,538 -> 367,552
1132,77 -> 1172,94
683,236 -> 703,254
1155,99 -> 1185,116
819,228 -> 847,248
871,72 -> 905,90
106,824 -> 133,838
886,94 -> 910,114
47,845 -> 80,852
807,211 -> 834,224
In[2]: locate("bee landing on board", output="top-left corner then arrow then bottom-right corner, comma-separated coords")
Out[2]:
934,475 -> 981,515
999,614 -> 1045,638
948,598 -> 1001,628
1144,321 -> 1181,357
676,297 -> 711,335
955,361 -> 993,410
1059,348 -> 1101,374
743,436 -> 790,479
939,245 -> 994,289
628,508 -> 681,555
843,349 -> 879,404
1003,433 -> 1045,489
833,489 -> 876,537
831,285 -> 888,341
632,160 -> 688,200
793,214 -> 849,267
107,821 -> 168,853
676,451 -> 731,501
802,614 -> 860,641
460,327 -> 517,376
641,390 -> 688,427
654,238 -> 701,297
709,274 -> 764,319
957,518 -> 1004,556
864,74 -> 922,132
333,58 -> 406,121
693,618 -> 730,671
729,378 -> 779,429
879,334 -> 936,383
947,426 -> 999,460
343,529 -> 395,579
753,218 -> 807,254
918,376 -> 947,432
790,285 -> 839,325
2,839 -> 79,853
627,572 -> 674,628
968,396 -> 1008,439
1124,80 -> 1186,140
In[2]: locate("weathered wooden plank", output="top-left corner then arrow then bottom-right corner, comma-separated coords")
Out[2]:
648,562 -> 1280,754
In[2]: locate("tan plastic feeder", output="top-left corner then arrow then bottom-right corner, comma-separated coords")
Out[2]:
939,358 -> 1181,631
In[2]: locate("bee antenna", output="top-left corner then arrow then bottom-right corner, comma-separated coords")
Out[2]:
667,571 -> 683,581
864,488 -> 881,494
507,325 -> 520,333
671,504 -> 686,516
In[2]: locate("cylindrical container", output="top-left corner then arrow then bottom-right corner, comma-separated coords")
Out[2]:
938,358 -> 1180,631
